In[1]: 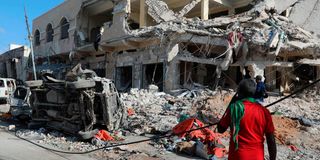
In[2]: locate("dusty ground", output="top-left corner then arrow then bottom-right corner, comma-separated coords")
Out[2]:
1,87 -> 320,160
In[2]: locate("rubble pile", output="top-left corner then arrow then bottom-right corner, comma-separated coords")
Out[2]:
272,116 -> 300,145
262,87 -> 320,159
267,87 -> 320,121
189,90 -> 234,124
121,85 -> 219,134
133,0 -> 320,58
16,128 -> 99,152
121,88 -> 179,134
5,86 -> 320,159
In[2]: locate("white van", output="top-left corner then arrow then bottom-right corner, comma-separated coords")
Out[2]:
0,78 -> 16,103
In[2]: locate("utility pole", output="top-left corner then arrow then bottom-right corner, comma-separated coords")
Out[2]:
24,6 -> 37,80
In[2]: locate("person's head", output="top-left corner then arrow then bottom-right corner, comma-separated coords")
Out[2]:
237,79 -> 256,99
255,75 -> 262,83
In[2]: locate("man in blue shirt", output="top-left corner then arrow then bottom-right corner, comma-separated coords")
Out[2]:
254,75 -> 267,102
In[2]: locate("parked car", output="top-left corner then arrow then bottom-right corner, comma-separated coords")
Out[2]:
0,78 -> 16,103
9,86 -> 32,120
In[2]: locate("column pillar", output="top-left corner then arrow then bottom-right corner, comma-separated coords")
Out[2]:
201,0 -> 209,20
316,66 -> 320,87
105,53 -> 116,80
132,63 -> 142,89
139,0 -> 147,27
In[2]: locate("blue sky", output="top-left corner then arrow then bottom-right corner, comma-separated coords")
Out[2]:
0,0 -> 64,54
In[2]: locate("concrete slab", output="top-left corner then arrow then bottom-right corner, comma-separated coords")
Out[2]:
289,0 -> 320,35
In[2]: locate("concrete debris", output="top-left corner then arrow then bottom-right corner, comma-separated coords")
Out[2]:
145,0 -> 177,23
2,87 -> 319,159
121,84 -> 221,134
121,88 -> 181,134
171,83 -> 216,98
274,0 -> 299,14
2,0 -> 320,159
131,12 -> 319,58
8,125 -> 15,131
267,87 -> 320,121
124,0 -> 320,76
288,0 -> 320,35
176,0 -> 202,18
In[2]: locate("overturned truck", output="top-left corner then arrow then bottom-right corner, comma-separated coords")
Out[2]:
26,64 -> 127,138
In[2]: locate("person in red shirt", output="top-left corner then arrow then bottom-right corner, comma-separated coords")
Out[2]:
217,79 -> 276,160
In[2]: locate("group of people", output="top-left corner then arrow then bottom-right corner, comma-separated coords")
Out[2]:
217,75 -> 276,160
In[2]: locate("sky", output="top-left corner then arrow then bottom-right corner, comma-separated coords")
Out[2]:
0,0 -> 64,54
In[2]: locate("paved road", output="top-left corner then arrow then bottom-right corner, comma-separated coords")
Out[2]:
0,129 -> 96,160
0,103 -> 95,160
0,104 -> 197,160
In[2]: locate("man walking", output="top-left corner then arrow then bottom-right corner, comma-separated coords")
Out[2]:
217,79 -> 276,160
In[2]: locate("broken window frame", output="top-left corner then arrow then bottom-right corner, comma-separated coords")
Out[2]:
34,29 -> 40,46
143,63 -> 164,91
46,23 -> 54,42
115,66 -> 133,92
60,18 -> 69,40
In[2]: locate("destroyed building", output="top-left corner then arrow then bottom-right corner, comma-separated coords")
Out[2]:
32,0 -> 320,93
0,45 -> 31,81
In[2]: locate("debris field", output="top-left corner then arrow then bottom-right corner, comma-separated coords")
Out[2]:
3,86 -> 319,160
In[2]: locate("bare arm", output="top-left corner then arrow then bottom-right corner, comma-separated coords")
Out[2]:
266,133 -> 277,160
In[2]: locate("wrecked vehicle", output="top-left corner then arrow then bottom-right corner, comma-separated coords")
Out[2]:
25,64 -> 127,138
9,86 -> 32,120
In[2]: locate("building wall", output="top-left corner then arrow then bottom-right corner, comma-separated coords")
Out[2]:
32,0 -> 84,58
0,46 -> 30,81
31,0 -> 320,93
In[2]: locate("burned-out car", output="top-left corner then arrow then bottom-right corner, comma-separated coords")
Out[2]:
9,86 -> 32,120
25,64 -> 127,138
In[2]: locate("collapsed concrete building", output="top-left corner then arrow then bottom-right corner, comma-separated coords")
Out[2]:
32,0 -> 320,93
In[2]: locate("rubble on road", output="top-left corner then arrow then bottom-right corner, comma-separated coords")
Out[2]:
8,125 -> 15,131
121,85 -> 223,134
267,87 -> 320,121
5,86 -> 320,159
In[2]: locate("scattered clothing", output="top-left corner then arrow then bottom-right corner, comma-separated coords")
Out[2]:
94,130 -> 114,141
127,108 -> 135,116
173,118 -> 227,158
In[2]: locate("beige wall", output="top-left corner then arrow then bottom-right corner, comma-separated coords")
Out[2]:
32,0 -> 84,58
0,46 -> 30,81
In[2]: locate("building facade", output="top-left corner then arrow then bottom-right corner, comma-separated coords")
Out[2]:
0,45 -> 31,81
32,0 -> 320,93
